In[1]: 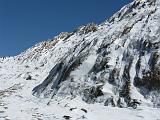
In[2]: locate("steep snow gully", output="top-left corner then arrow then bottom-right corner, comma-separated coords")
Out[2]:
0,0 -> 160,119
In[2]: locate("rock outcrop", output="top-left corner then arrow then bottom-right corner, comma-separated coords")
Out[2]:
31,0 -> 160,108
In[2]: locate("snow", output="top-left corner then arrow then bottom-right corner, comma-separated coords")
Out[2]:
102,82 -> 114,95
70,54 -> 97,78
1,0 -> 160,119
1,93 -> 160,120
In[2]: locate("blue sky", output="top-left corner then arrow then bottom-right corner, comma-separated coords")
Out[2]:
0,0 -> 132,56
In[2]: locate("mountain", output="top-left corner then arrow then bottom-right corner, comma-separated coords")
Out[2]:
0,0 -> 160,119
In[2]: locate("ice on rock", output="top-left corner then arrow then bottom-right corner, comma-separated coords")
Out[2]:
0,0 -> 160,119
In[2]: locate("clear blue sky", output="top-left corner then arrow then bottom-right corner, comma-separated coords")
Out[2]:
0,0 -> 132,56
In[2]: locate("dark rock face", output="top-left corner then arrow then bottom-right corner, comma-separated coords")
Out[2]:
134,59 -> 160,91
32,0 -> 160,108
33,37 -> 93,98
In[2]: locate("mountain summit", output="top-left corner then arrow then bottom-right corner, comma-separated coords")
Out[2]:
0,0 -> 160,119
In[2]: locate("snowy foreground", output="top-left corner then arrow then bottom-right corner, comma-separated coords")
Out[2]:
1,59 -> 159,120
1,95 -> 160,120
1,0 -> 160,119
0,64 -> 159,120
0,57 -> 159,120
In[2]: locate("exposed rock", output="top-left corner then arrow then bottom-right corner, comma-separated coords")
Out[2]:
29,0 -> 160,108
63,115 -> 71,120
26,75 -> 32,80
69,107 -> 77,111
104,97 -> 116,107
75,23 -> 98,35
81,108 -> 87,113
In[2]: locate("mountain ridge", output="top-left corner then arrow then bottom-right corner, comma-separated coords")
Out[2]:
0,0 -> 160,119
31,0 -> 160,108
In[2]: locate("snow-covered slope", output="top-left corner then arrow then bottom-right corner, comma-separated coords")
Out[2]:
0,0 -> 160,119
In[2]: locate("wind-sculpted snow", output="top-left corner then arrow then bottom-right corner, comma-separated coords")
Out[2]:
0,0 -> 160,119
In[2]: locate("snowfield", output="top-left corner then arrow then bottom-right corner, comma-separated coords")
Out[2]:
1,0 -> 160,119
